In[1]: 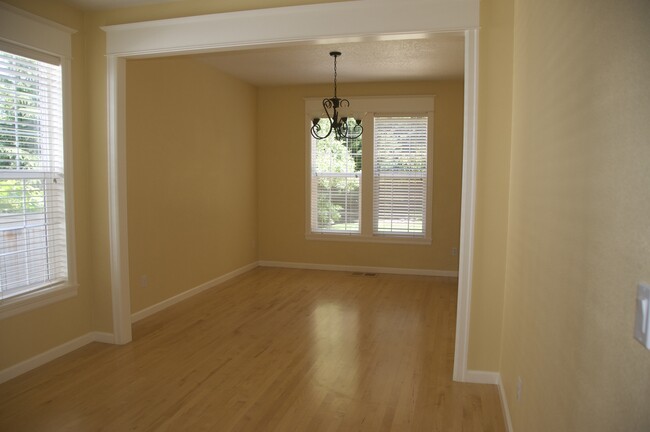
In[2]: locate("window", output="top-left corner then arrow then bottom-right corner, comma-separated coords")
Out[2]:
307,96 -> 433,243
310,119 -> 362,233
0,46 -> 71,304
373,116 -> 428,236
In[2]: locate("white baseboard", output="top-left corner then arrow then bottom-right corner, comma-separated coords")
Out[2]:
0,331 -> 114,384
497,374 -> 514,432
91,331 -> 115,344
464,369 -> 500,384
258,260 -> 458,278
131,262 -> 259,323
465,370 -> 512,431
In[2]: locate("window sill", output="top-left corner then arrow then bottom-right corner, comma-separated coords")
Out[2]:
0,283 -> 78,320
306,233 -> 432,245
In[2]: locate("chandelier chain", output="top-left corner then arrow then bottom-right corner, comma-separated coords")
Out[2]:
333,54 -> 338,98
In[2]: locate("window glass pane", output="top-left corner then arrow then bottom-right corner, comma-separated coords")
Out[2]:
311,118 -> 362,233
373,116 -> 428,236
0,48 -> 67,300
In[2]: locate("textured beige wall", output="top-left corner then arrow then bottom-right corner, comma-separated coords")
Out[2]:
126,56 -> 257,313
467,0 -> 514,371
500,0 -> 650,430
0,0 -> 92,370
257,81 -> 464,270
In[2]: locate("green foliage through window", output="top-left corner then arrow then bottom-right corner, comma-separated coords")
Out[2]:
0,51 -> 47,214
312,118 -> 362,231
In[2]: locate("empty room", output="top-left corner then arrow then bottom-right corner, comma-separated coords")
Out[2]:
0,0 -> 648,431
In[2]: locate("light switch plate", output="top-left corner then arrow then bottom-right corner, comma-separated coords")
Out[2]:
634,282 -> 650,350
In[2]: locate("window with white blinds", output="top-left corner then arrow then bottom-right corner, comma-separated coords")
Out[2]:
373,116 -> 428,236
307,96 -> 433,242
310,118 -> 362,233
0,48 -> 69,300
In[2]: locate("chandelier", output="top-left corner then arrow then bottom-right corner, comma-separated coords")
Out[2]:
310,51 -> 363,141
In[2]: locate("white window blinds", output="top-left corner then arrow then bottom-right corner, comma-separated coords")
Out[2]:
0,48 -> 68,300
373,116 -> 428,236
311,119 -> 362,233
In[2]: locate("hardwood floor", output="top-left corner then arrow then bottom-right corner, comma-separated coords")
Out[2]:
0,268 -> 505,431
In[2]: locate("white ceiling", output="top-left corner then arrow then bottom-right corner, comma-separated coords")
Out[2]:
192,35 -> 465,86
65,0 -> 465,85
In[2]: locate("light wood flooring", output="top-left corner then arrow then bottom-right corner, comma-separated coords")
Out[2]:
0,267 -> 505,431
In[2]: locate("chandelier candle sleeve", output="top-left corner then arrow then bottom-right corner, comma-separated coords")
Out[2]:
310,51 -> 363,141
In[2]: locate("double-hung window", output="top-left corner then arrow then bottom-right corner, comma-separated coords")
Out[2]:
373,116 -> 428,236
307,96 -> 433,243
0,41 -> 74,313
310,119 -> 362,233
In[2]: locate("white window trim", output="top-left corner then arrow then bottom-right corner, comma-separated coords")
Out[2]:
305,96 -> 434,244
0,3 -> 78,320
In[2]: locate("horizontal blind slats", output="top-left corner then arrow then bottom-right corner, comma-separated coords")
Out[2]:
373,116 -> 428,236
0,47 -> 68,300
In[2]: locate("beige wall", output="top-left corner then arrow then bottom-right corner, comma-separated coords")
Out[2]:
258,81 -> 464,270
0,0 -> 93,370
500,0 -> 650,430
126,56 -> 258,313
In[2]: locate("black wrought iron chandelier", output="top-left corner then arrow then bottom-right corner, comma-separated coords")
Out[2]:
310,51 -> 363,141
